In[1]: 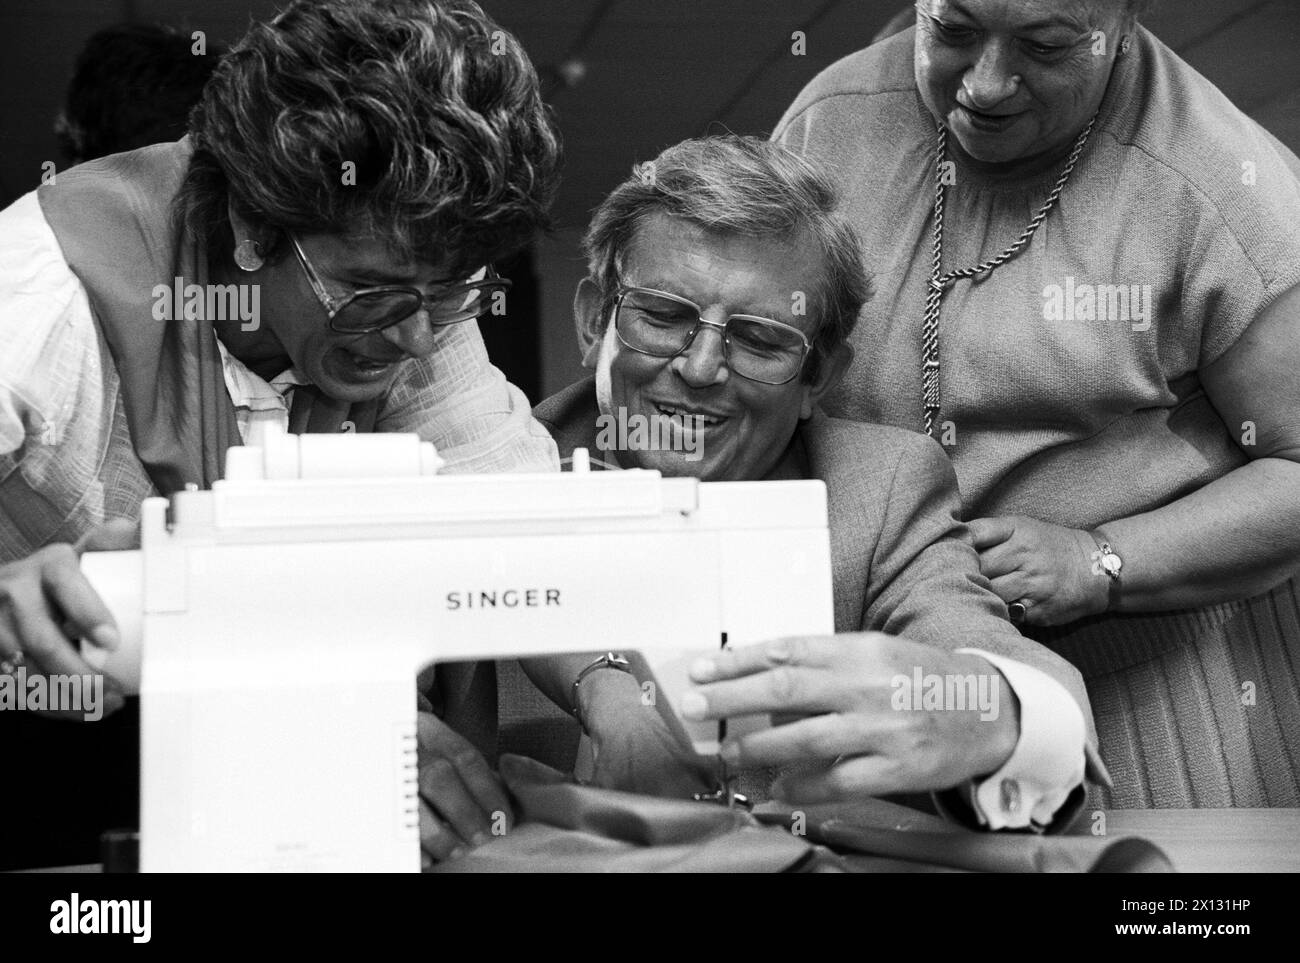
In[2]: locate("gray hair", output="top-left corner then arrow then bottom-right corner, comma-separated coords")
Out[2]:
582,135 -> 870,383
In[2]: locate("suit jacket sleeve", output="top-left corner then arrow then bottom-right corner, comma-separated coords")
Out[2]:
836,429 -> 1107,821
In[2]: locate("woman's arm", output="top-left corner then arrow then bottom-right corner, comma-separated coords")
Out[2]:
518,653 -> 716,796
974,283 -> 1300,620
1100,282 -> 1300,611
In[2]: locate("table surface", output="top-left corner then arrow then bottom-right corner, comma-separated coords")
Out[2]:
18,809 -> 1300,873
1103,809 -> 1300,873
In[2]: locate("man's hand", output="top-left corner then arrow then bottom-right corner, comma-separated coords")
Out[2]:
683,633 -> 1020,802
416,710 -> 513,868
967,515 -> 1109,626
0,519 -> 136,719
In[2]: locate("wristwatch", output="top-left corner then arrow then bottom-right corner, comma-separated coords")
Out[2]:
571,652 -> 632,731
1089,529 -> 1123,612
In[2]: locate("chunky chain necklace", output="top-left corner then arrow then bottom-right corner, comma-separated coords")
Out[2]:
922,114 -> 1098,437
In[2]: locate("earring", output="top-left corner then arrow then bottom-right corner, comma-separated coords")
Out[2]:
1118,35 -> 1132,56
234,239 -> 264,272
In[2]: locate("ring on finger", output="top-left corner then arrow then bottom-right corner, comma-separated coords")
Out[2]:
0,651 -> 25,676
1008,599 -> 1032,625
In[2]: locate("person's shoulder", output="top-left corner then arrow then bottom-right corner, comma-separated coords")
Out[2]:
807,412 -> 946,466
803,412 -> 954,494
1113,29 -> 1300,214
0,192 -> 102,454
532,375 -> 599,463
777,29 -> 917,133
41,140 -> 193,211
0,191 -> 94,352
532,376 -> 596,429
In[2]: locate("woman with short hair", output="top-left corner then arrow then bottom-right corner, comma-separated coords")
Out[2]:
775,0 -> 1300,806
0,0 -> 560,869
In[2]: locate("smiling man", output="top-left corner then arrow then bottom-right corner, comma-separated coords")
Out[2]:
587,212 -> 830,481
523,136 -> 1108,831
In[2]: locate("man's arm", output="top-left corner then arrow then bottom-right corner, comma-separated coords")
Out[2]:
859,433 -> 1105,828
684,429 -> 1102,830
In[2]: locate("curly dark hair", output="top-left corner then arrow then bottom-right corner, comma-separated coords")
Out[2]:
177,0 -> 561,275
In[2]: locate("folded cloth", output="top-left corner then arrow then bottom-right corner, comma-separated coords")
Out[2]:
432,755 -> 823,873
430,756 -> 1173,873
754,801 -> 1174,873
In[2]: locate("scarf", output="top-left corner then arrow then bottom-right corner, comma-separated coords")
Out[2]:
37,139 -> 378,495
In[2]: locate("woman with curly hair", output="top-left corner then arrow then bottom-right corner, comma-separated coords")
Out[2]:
0,0 -> 559,869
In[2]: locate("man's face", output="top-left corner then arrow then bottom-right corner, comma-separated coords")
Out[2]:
914,0 -> 1127,164
593,212 -> 830,481
249,231 -> 463,403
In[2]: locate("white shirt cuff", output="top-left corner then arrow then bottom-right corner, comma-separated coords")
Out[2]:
954,648 -> 1087,831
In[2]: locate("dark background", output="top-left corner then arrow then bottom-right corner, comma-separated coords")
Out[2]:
2,0 -> 1298,396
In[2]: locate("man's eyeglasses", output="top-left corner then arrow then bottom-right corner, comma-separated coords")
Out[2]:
613,286 -> 812,386
289,233 -> 511,334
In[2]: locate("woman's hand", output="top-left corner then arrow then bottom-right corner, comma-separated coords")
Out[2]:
416,710 -> 513,868
581,668 -> 718,798
684,633 -> 1020,802
0,520 -> 136,719
967,515 -> 1109,626
589,713 -> 719,799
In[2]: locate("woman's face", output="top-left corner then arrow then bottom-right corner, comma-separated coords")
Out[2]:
221,227 -> 466,403
914,0 -> 1131,165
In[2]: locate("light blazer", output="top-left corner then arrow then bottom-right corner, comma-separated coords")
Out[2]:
527,377 -> 1107,823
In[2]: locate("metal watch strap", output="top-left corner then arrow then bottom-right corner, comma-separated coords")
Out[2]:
571,652 -> 632,731
1090,529 -> 1123,613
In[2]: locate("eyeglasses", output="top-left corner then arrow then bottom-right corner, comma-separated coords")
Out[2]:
289,233 -> 512,334
613,286 -> 812,385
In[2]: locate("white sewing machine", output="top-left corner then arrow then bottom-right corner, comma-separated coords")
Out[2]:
81,427 -> 833,872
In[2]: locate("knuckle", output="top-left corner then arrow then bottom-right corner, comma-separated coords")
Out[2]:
765,666 -> 799,707
824,763 -> 865,795
421,757 -> 457,784
783,636 -> 811,665
450,747 -> 484,772
22,625 -> 58,658
875,754 -> 910,786
420,821 -> 454,856
41,561 -> 84,597
807,726 -> 842,757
